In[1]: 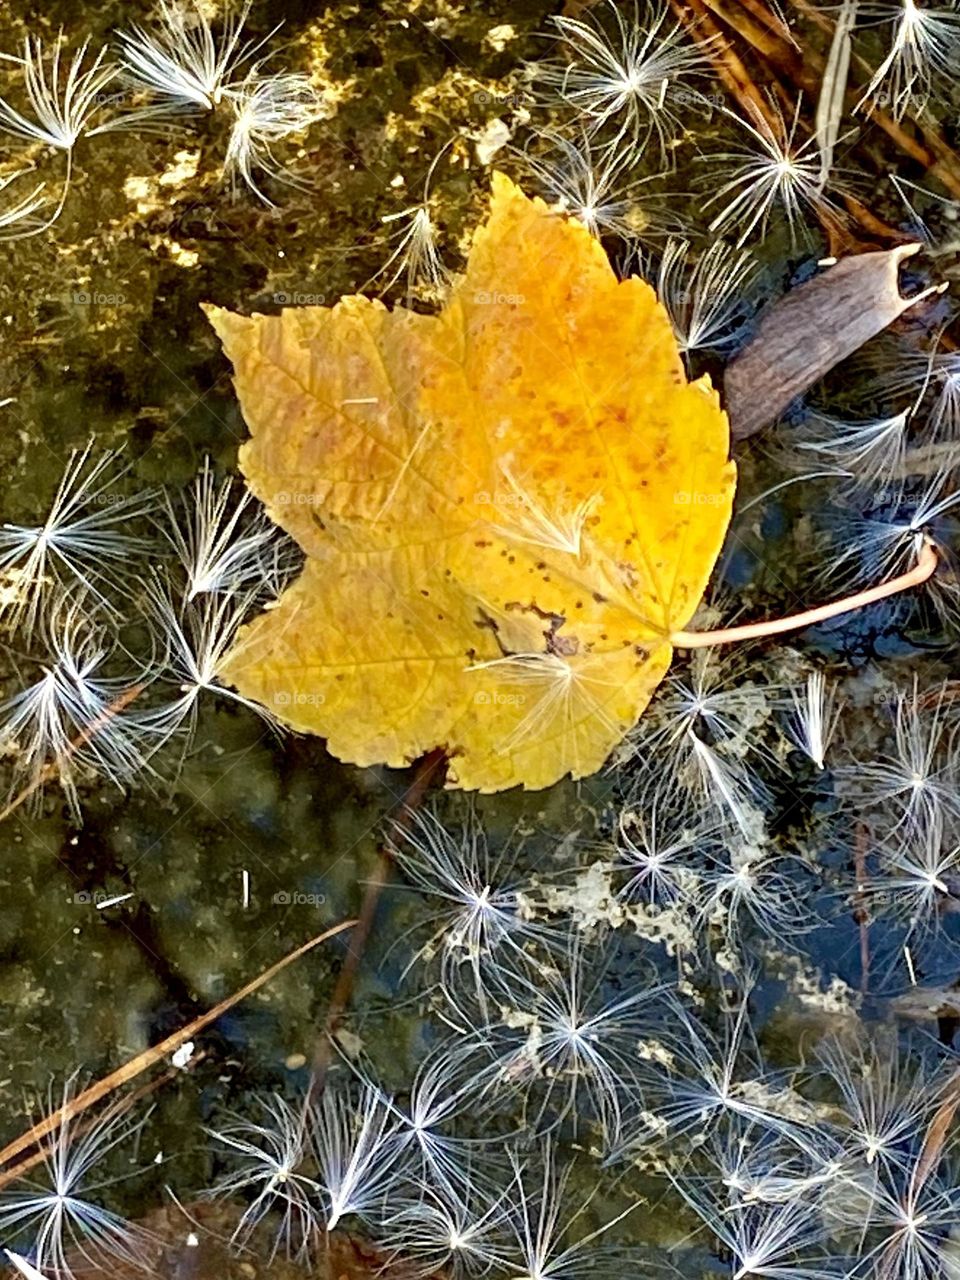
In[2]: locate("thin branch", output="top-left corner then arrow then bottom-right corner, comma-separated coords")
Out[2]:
0,920 -> 354,1183
787,0 -> 960,198
853,821 -> 870,994
306,748 -> 447,1104
0,682 -> 145,825
667,0 -> 774,123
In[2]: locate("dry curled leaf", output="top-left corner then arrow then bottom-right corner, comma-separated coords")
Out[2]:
724,244 -> 941,440
205,173 -> 735,791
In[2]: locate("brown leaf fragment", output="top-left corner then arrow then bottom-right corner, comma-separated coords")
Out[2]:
724,244 -> 945,441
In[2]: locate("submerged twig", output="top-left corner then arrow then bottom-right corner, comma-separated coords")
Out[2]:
306,748 -> 447,1104
0,682 -> 145,826
0,922 -> 354,1185
853,822 -> 870,993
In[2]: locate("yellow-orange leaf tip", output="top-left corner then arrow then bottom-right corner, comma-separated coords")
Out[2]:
204,172 -> 737,792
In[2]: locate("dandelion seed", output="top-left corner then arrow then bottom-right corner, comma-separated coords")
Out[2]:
648,649 -> 775,752
701,843 -> 813,948
206,1095 -> 322,1262
706,99 -> 835,247
837,681 -> 960,836
136,575 -> 279,754
0,35 -> 118,149
474,940 -> 664,1144
786,408 -> 911,490
816,1035 -> 937,1176
311,1082 -> 403,1232
854,1167 -> 960,1279
383,1050 -> 488,1201
159,458 -> 296,601
0,1081 -> 151,1280
856,0 -> 960,120
519,128 -> 670,241
656,238 -> 759,357
669,1172 -> 828,1280
0,597 -> 152,820
689,734 -> 768,839
223,68 -> 325,204
491,463 -> 601,557
615,798 -> 715,906
699,1121 -> 844,1210
384,1184 -> 507,1278
369,148 -> 451,297
393,809 -> 556,1013
467,652 -> 622,774
654,992 -> 812,1144
0,443 -> 153,640
538,0 -> 709,160
629,650 -> 773,837
117,0 -> 275,113
787,670 -> 842,770
822,471 -> 960,623
0,36 -> 120,233
859,814 -> 960,950
501,1142 -> 636,1280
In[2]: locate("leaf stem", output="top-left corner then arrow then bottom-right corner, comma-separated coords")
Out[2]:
671,538 -> 938,648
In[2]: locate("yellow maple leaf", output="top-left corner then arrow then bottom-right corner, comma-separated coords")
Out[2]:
204,172 -> 736,791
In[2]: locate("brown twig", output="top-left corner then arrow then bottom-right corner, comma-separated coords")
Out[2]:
0,1055 -> 209,1190
786,0 -> 960,198
0,921 -> 354,1183
877,1065 -> 960,1278
0,682 -> 145,825
736,0 -> 800,45
702,0 -> 812,86
913,1069 -> 960,1192
668,0 -> 773,123
853,822 -> 870,994
306,749 -> 448,1103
